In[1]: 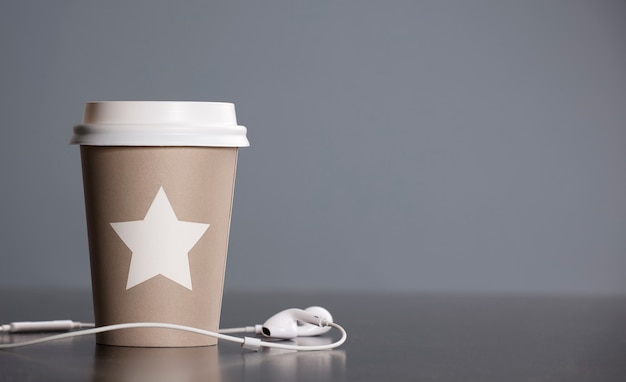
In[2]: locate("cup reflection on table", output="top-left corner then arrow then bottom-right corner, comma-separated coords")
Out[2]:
92,345 -> 221,382
92,337 -> 346,381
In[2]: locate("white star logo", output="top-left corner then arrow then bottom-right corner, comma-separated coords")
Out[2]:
110,187 -> 210,290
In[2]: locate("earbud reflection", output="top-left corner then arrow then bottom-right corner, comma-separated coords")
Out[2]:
241,337 -> 346,381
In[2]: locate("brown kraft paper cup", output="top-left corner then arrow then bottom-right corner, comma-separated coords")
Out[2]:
80,145 -> 238,347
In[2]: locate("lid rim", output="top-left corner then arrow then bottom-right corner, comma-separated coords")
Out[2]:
72,101 -> 249,147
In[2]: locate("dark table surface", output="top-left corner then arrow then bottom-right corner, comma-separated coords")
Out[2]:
1,289 -> 626,381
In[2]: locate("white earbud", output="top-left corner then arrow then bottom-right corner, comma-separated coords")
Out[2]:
261,306 -> 333,339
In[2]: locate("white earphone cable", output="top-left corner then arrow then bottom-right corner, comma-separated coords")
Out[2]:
0,321 -> 347,352
217,325 -> 260,334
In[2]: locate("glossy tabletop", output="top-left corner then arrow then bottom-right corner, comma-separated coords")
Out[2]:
1,289 -> 626,381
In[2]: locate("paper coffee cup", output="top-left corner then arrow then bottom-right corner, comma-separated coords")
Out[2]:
71,101 -> 249,347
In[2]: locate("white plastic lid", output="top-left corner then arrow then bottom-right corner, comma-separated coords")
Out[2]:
70,101 -> 249,147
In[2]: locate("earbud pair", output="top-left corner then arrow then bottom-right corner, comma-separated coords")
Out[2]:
261,306 -> 333,339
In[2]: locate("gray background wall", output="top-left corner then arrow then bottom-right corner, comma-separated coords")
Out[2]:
1,1 -> 624,294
